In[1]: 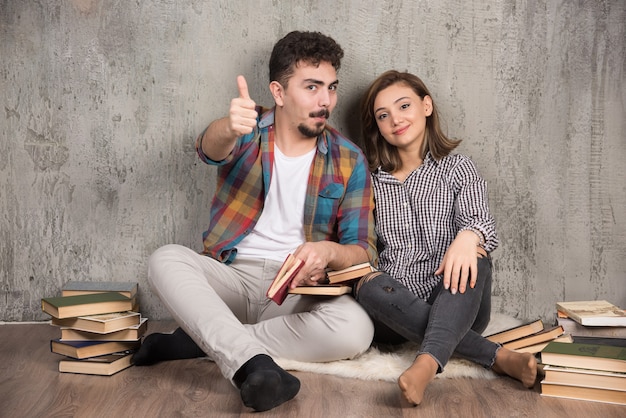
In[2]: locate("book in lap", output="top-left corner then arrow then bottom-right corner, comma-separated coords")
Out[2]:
267,256 -> 374,305
288,285 -> 352,297
556,300 -> 626,327
326,262 -> 375,284
296,262 -> 375,295
62,281 -> 138,298
42,292 -> 134,319
267,254 -> 305,305
58,352 -> 135,376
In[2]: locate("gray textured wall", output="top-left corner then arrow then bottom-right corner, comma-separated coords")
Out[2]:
1,0 -> 625,322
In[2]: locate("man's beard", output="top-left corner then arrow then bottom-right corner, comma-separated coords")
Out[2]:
298,108 -> 330,138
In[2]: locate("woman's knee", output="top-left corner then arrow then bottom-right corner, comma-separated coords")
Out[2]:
477,256 -> 492,278
354,271 -> 395,301
468,256 -> 492,293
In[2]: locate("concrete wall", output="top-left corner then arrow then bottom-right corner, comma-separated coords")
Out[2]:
1,0 -> 624,322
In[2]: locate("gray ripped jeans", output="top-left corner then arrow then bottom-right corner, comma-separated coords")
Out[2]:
354,256 -> 500,372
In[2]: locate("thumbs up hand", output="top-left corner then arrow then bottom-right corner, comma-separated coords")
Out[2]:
228,75 -> 258,137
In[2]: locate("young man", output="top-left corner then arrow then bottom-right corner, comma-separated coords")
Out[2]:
133,31 -> 377,412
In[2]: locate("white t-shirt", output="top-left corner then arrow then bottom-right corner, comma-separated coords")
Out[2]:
235,145 -> 316,261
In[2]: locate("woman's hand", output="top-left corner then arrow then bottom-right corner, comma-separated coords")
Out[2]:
435,230 -> 484,294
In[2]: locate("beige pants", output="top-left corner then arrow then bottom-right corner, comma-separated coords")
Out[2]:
148,244 -> 374,381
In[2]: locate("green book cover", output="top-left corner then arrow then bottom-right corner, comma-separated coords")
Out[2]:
62,281 -> 138,294
542,341 -> 626,361
42,292 -> 131,308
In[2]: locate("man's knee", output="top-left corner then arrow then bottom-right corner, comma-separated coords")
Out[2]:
323,298 -> 374,358
147,243 -> 189,287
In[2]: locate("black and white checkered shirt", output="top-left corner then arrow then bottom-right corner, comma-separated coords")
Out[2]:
372,152 -> 498,300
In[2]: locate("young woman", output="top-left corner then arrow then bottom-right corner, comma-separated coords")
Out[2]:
356,70 -> 537,406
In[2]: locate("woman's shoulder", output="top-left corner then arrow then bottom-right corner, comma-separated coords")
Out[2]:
429,152 -> 475,169
440,153 -> 479,169
428,153 -> 483,184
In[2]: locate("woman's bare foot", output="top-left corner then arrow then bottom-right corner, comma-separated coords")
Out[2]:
397,353 -> 439,406
491,347 -> 537,388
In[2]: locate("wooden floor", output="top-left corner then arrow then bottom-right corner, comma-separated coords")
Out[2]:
1,322 -> 624,418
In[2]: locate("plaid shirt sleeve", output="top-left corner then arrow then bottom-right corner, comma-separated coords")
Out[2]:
194,109 -> 267,263
336,149 -> 377,264
307,129 -> 378,265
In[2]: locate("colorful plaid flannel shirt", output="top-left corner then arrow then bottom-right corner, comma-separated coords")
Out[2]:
195,107 -> 377,265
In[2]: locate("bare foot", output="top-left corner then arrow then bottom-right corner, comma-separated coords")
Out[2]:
397,354 -> 439,406
492,348 -> 537,388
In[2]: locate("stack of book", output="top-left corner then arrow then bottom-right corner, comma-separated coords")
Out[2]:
556,299 -> 626,338
539,300 -> 626,405
41,281 -> 147,376
485,318 -> 571,354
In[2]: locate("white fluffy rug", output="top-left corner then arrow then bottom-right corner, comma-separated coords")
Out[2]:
275,313 -> 522,382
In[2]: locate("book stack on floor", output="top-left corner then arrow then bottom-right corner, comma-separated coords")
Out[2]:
41,281 -> 147,376
539,300 -> 626,405
556,300 -> 626,339
485,318 -> 571,354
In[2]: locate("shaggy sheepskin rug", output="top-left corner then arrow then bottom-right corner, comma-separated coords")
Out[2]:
275,313 -> 522,382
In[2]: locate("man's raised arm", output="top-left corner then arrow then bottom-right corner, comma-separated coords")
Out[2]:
197,75 -> 258,161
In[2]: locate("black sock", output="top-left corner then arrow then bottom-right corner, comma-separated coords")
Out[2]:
132,327 -> 206,366
233,354 -> 300,412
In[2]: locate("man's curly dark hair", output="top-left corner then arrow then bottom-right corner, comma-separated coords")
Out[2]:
269,31 -> 344,87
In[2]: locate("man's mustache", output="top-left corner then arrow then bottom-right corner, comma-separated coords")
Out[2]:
310,109 -> 330,119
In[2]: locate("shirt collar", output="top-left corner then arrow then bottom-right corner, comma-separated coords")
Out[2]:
373,151 -> 437,178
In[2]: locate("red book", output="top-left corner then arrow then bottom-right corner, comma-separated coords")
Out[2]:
266,254 -> 305,305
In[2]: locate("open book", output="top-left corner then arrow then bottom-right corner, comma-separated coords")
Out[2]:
267,257 -> 374,305
288,262 -> 376,298
266,254 -> 305,305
